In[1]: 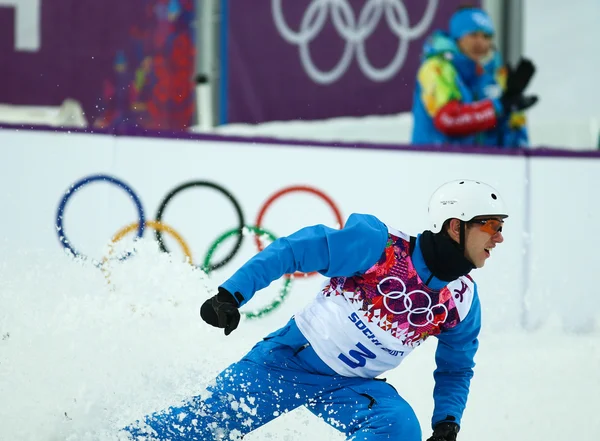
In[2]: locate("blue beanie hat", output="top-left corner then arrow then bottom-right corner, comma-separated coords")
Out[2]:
449,8 -> 495,40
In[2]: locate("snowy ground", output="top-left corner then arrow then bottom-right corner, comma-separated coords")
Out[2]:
1,240 -> 598,441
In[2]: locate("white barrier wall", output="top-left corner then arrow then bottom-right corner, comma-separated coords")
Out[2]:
1,128 -> 597,332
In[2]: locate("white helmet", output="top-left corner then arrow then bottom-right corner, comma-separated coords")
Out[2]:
428,179 -> 508,233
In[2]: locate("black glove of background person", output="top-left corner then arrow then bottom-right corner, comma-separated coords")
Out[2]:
200,287 -> 241,336
426,422 -> 460,441
500,58 -> 538,113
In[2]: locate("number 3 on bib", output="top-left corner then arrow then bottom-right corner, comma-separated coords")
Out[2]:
338,343 -> 377,369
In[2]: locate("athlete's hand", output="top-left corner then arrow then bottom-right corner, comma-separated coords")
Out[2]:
426,422 -> 459,441
200,287 -> 241,336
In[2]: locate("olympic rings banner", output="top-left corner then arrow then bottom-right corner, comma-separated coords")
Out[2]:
6,126 -> 600,332
223,0 -> 475,124
54,173 -> 345,319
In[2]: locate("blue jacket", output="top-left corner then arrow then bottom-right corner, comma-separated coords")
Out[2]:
221,213 -> 481,427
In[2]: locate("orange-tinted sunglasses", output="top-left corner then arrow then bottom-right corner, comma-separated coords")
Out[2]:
469,218 -> 504,235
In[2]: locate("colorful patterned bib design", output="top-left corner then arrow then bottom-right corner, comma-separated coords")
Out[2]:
322,232 -> 465,348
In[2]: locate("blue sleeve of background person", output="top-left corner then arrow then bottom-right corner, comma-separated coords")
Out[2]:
483,114 -> 530,148
431,286 -> 481,428
504,124 -> 530,148
220,213 -> 389,306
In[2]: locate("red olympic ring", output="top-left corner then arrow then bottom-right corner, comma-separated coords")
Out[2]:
254,185 -> 345,278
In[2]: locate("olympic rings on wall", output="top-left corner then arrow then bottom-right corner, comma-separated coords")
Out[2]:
55,174 -> 344,319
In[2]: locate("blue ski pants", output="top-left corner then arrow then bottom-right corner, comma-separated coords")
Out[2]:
122,318 -> 421,440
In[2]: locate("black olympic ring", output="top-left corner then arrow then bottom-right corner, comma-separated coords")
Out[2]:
154,181 -> 245,271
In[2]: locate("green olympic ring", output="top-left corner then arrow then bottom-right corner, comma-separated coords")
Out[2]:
202,225 -> 292,320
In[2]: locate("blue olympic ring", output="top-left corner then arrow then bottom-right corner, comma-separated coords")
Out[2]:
56,174 -> 145,260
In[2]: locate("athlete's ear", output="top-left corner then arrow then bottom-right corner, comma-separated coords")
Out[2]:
446,218 -> 461,242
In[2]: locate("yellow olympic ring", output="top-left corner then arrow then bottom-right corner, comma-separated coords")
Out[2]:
110,220 -> 193,262
102,220 -> 193,285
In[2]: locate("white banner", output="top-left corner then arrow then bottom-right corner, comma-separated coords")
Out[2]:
1,128 -> 596,331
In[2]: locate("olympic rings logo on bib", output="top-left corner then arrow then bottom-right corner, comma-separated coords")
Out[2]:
272,0 -> 438,84
377,276 -> 448,327
55,174 -> 344,319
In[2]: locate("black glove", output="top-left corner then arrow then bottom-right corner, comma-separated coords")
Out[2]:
426,422 -> 460,441
502,93 -> 539,114
200,287 -> 242,336
512,94 -> 539,112
506,58 -> 536,95
501,58 -> 537,113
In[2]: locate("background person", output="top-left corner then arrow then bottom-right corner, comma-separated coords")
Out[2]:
411,6 -> 538,148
